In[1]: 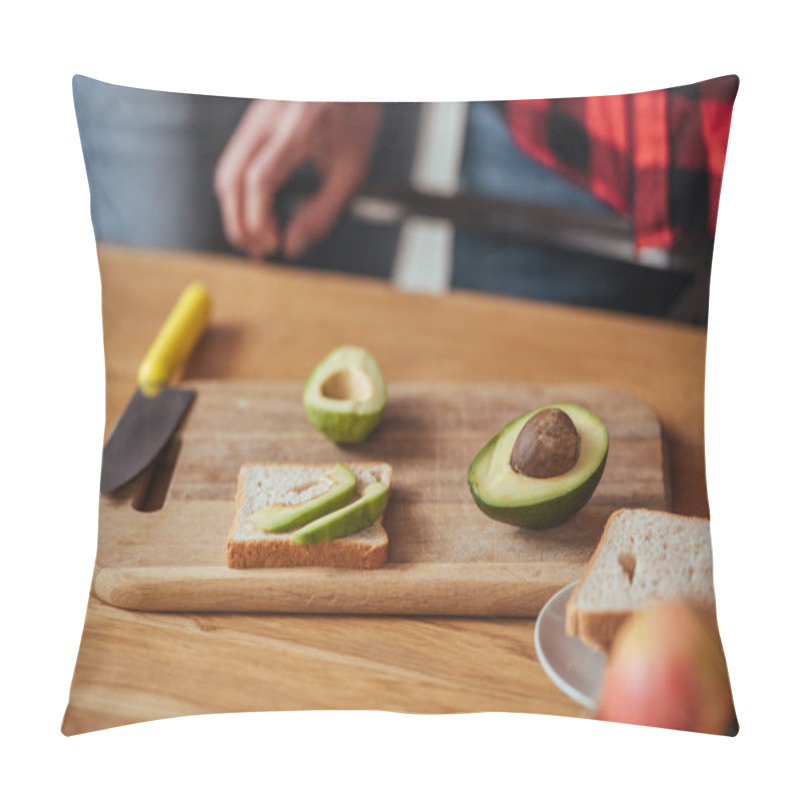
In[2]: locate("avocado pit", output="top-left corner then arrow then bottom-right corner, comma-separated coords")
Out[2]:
468,403 -> 608,529
510,407 -> 580,478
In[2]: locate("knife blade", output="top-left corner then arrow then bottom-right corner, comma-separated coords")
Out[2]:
280,172 -> 711,274
100,282 -> 211,495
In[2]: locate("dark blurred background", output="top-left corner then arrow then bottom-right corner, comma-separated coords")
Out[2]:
74,76 -> 725,325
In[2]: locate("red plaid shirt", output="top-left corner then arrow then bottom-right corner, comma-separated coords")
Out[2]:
506,76 -> 739,249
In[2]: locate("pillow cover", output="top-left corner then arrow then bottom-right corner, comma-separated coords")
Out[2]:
64,75 -> 738,736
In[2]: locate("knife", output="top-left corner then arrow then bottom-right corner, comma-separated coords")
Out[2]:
280,173 -> 711,274
100,282 -> 211,495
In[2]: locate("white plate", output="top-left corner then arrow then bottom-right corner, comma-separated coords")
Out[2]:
534,581 -> 607,709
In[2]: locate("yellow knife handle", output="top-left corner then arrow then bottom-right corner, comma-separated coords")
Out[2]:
137,282 -> 211,396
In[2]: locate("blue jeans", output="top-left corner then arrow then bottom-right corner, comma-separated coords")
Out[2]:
452,102 -> 689,316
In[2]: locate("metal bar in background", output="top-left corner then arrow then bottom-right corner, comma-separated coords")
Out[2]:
350,183 -> 713,276
281,172 -> 714,280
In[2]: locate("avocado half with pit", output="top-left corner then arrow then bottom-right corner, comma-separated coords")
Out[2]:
303,346 -> 387,443
468,403 -> 608,529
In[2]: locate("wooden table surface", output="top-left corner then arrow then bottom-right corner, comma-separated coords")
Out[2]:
62,245 -> 709,735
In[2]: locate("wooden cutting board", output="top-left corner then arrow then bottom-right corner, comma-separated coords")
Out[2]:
93,381 -> 669,615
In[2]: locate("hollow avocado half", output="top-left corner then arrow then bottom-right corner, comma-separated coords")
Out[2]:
291,481 -> 388,544
303,346 -> 387,443
468,403 -> 608,529
247,463 -> 357,532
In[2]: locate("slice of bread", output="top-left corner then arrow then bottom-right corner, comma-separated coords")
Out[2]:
226,462 -> 391,569
565,508 -> 715,653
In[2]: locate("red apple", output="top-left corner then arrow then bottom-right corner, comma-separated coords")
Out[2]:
596,600 -> 736,735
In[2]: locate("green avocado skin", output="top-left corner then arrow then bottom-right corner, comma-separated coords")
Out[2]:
291,483 -> 388,544
467,403 -> 608,530
468,453 -> 607,529
302,351 -> 386,443
303,399 -> 383,443
247,464 -> 356,532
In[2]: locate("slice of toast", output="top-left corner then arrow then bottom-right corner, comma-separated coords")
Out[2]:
226,462 -> 391,569
565,508 -> 715,653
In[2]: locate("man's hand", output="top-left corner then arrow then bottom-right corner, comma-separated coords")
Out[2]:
214,100 -> 381,259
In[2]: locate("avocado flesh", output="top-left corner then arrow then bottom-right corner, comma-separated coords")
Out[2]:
247,463 -> 357,532
291,481 -> 388,544
468,403 -> 608,529
303,346 -> 387,443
